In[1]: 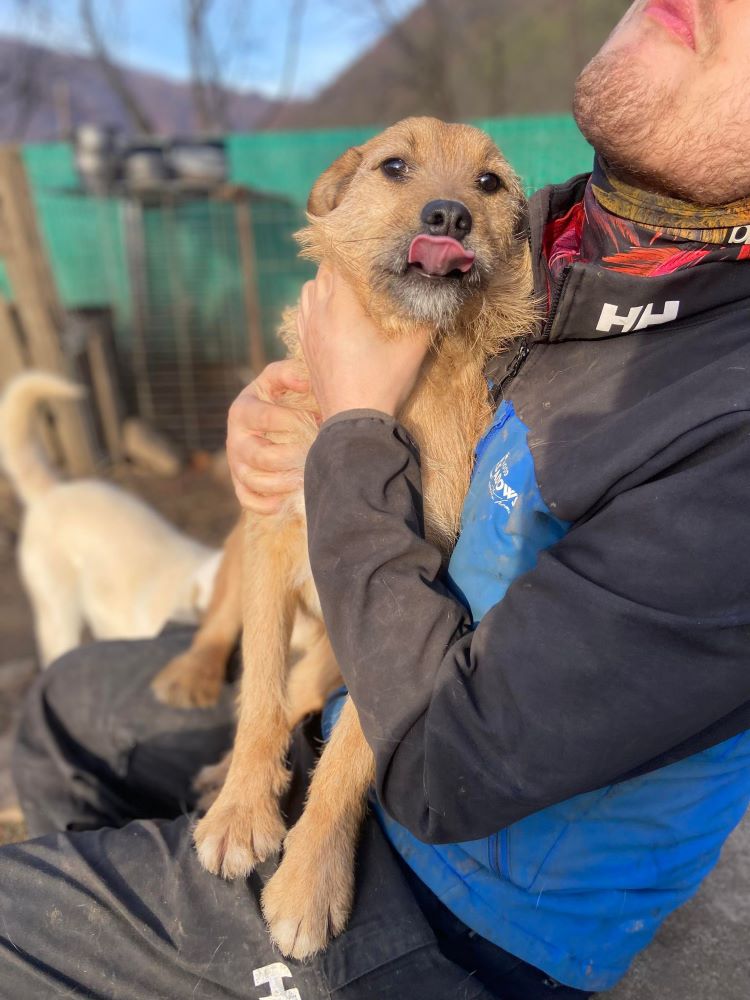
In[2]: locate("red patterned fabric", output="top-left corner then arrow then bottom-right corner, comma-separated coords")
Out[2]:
546,158 -> 750,288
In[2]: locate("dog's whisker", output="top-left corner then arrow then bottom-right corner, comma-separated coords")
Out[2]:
336,237 -> 387,245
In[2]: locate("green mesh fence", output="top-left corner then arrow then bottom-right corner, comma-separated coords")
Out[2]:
15,115 -> 595,354
4,116 -> 593,448
227,115 -> 593,206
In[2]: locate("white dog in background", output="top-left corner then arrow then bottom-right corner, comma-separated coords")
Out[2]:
0,371 -> 221,666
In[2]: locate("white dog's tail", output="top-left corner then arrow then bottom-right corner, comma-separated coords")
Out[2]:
0,370 -> 85,505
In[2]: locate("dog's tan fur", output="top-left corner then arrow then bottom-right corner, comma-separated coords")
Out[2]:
193,117 -> 536,958
151,520 -> 244,708
151,525 -> 326,711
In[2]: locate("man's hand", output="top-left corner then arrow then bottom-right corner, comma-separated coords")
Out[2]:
297,263 -> 431,422
227,361 -> 312,514
228,265 -> 431,512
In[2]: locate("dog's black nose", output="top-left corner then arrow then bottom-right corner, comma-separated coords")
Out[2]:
420,199 -> 473,240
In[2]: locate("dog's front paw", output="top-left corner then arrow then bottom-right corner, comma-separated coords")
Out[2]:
194,789 -> 286,880
151,649 -> 224,709
261,822 -> 355,959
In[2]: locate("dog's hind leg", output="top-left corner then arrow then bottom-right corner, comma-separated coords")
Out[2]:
286,627 -> 341,729
194,513 -> 300,880
152,522 -> 243,708
261,696 -> 375,960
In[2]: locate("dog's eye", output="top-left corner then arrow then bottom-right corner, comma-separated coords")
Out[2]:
381,158 -> 409,180
478,172 -> 503,193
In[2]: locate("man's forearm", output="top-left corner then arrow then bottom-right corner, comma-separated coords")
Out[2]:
305,412 -> 750,843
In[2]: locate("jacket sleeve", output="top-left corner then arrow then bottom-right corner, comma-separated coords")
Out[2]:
304,409 -> 750,844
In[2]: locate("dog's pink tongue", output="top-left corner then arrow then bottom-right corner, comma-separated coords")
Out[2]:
408,235 -> 475,276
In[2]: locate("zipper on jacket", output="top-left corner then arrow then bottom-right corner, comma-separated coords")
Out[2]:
542,263 -> 572,339
493,264 -> 572,403
493,338 -> 531,403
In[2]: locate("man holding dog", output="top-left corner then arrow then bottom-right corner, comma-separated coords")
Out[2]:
1,1 -> 749,997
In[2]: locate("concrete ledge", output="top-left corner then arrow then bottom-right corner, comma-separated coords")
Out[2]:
610,816 -> 748,999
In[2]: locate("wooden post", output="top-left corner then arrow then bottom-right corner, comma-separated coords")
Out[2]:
123,197 -> 155,423
0,296 -> 26,386
0,295 -> 59,459
80,309 -> 125,462
235,196 -> 267,377
0,146 -> 97,474
164,198 -> 200,450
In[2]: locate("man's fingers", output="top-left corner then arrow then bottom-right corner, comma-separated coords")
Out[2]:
230,466 -> 296,514
235,466 -> 302,496
243,439 -> 304,474
300,280 -> 315,316
232,484 -> 286,516
297,281 -> 316,344
257,359 -> 309,398
316,262 -> 333,297
229,395 -> 309,437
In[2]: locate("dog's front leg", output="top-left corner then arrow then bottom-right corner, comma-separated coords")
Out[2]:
194,514 -> 298,879
261,696 -> 375,959
285,627 -> 341,729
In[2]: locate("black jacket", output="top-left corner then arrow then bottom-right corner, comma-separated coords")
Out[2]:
304,175 -> 750,845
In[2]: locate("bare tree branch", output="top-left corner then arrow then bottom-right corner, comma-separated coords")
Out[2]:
216,0 -> 256,84
256,0 -> 307,128
184,0 -> 231,132
79,0 -> 156,135
276,0 -> 306,102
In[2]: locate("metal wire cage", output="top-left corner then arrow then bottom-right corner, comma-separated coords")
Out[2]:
1,116 -> 595,457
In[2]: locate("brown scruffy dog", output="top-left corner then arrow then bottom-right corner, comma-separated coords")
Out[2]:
190,116 -> 536,960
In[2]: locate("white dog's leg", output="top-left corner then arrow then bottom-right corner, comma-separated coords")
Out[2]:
34,596 -> 83,666
20,540 -> 82,667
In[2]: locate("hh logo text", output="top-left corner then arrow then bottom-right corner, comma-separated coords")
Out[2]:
596,300 -> 680,335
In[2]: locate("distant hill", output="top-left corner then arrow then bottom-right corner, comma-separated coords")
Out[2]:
0,36 -> 279,141
274,0 -> 631,129
0,1 -> 630,141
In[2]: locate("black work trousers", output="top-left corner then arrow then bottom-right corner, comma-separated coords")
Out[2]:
0,628 -> 594,999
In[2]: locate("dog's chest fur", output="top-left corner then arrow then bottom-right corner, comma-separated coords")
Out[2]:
275,306 -> 493,562
399,342 -> 492,555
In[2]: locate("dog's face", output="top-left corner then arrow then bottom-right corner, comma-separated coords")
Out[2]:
301,117 -> 527,337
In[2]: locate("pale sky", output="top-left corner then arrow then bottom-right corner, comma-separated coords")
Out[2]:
0,0 -> 422,97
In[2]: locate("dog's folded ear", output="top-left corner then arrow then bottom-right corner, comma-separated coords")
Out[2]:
307,146 -> 363,217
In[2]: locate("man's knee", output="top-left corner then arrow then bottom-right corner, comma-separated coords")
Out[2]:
13,629 -> 236,834
20,628 -> 200,755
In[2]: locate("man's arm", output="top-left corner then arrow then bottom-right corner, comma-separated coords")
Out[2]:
305,410 -> 750,844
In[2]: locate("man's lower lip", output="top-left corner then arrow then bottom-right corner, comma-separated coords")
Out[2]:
643,0 -> 696,50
